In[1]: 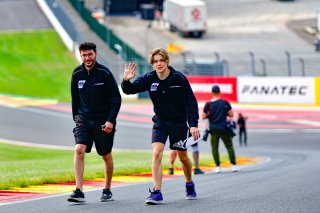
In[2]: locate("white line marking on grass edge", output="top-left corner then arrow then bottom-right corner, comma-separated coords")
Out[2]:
0,138 -> 74,150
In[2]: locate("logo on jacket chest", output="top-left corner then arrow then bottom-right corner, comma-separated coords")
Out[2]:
150,83 -> 159,91
78,80 -> 86,89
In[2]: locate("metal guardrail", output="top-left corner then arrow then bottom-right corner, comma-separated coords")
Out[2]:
45,0 -> 77,41
171,50 -> 320,77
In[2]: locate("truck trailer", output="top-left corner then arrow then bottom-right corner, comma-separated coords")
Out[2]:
163,0 -> 207,38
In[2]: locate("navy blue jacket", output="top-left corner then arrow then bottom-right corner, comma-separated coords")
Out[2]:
71,62 -> 121,124
121,66 -> 199,127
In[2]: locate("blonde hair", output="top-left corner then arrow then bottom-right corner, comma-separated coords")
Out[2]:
149,48 -> 170,65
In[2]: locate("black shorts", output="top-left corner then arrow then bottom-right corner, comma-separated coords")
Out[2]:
73,115 -> 115,156
151,116 -> 189,151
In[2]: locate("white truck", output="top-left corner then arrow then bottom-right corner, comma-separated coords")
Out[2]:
162,0 -> 207,38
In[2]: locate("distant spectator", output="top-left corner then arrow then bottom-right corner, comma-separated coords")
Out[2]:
237,113 -> 248,146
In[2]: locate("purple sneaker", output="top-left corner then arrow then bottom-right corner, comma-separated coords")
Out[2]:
145,188 -> 163,205
186,181 -> 197,200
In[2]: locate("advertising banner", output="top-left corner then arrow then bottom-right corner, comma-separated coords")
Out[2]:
187,76 -> 237,102
237,77 -> 315,104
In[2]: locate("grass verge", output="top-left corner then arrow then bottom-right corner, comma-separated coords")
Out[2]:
0,142 -> 223,190
0,30 -> 78,102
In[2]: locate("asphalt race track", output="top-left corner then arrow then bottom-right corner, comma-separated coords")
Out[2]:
0,99 -> 320,212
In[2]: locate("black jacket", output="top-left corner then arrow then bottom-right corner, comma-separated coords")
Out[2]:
71,62 -> 121,124
121,66 -> 198,127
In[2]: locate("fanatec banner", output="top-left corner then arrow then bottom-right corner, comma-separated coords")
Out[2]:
237,77 -> 315,104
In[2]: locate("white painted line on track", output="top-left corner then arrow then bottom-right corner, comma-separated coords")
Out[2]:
249,129 -> 320,133
288,119 -> 320,127
3,105 -> 152,129
2,105 -> 319,132
9,105 -> 71,119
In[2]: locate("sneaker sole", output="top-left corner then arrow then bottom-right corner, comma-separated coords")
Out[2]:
145,200 -> 163,205
194,172 -> 204,175
67,197 -> 86,203
186,196 -> 197,200
100,198 -> 114,202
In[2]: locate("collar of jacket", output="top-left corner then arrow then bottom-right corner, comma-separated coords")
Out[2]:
82,61 -> 98,73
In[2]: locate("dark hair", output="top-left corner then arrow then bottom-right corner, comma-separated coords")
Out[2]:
79,42 -> 96,52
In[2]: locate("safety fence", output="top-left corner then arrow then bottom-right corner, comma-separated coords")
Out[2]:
43,0 -> 320,77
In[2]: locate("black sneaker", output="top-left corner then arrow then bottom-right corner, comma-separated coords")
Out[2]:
168,168 -> 174,175
67,188 -> 85,203
101,189 -> 113,202
194,168 -> 205,175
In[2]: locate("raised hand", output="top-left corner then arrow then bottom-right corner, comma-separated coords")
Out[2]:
123,62 -> 137,81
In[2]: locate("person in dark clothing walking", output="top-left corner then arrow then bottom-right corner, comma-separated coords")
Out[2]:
202,85 -> 238,173
237,113 -> 248,146
121,47 -> 199,205
68,42 -> 121,203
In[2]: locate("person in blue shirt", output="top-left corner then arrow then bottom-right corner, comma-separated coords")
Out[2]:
202,85 -> 238,173
121,47 -> 199,205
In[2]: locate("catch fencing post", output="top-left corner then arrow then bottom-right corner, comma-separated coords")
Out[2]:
285,51 -> 292,76
249,51 -> 256,76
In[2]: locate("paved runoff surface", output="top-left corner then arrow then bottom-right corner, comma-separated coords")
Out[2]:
0,95 -> 319,212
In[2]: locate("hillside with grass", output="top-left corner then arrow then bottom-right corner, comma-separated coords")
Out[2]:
0,30 -> 78,102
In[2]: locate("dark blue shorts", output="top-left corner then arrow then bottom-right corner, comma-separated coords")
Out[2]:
73,115 -> 115,156
151,116 -> 189,151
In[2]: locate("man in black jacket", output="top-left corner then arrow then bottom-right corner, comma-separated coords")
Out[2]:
121,48 -> 200,205
68,42 -> 121,203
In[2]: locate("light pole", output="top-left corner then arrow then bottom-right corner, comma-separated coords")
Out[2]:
145,22 -> 152,58
105,0 -> 111,48
285,51 -> 292,76
317,8 -> 320,33
249,51 -> 256,76
222,60 -> 229,76
260,59 -> 266,76
114,44 -> 123,81
299,58 -> 305,76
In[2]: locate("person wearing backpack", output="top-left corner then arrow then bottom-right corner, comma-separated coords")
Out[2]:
202,85 -> 239,173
